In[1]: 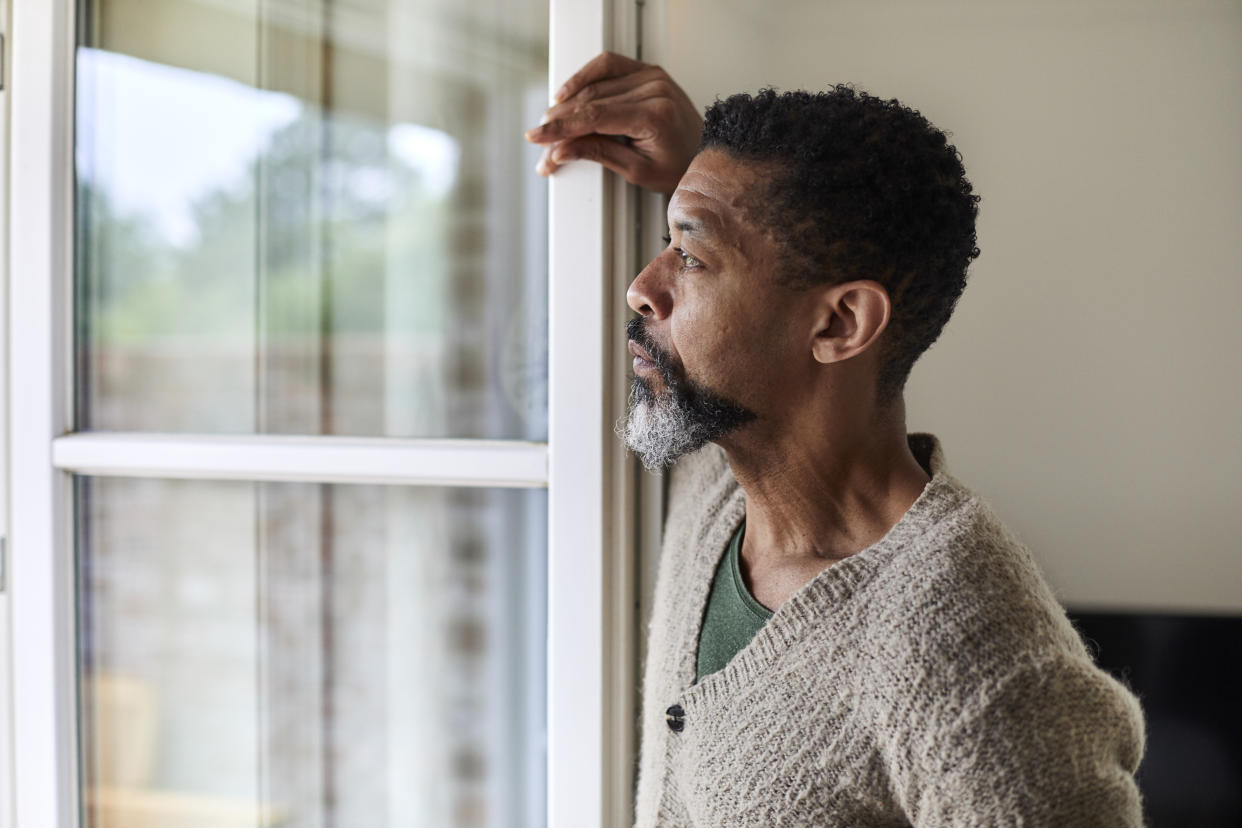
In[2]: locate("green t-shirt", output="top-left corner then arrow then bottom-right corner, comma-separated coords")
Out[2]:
695,521 -> 774,682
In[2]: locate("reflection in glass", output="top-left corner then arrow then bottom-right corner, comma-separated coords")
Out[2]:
76,477 -> 547,828
75,0 -> 549,439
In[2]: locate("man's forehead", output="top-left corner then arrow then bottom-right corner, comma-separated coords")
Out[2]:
668,152 -> 761,237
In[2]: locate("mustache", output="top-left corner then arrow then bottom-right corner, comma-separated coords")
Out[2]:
626,317 -> 682,387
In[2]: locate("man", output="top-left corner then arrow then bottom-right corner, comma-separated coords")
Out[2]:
527,53 -> 1144,826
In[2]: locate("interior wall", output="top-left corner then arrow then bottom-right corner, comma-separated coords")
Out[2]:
645,0 -> 1242,611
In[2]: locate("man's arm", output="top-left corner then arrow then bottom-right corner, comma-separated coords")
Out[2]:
524,52 -> 702,196
901,652 -> 1146,826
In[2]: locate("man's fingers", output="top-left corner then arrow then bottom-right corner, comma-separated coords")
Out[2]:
526,101 -> 658,145
569,69 -> 671,106
531,79 -> 667,140
550,135 -> 647,179
527,52 -> 697,192
554,51 -> 647,103
535,144 -> 559,177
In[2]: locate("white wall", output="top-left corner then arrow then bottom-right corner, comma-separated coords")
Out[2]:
648,0 -> 1242,612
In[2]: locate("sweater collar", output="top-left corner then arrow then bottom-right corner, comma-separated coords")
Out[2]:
678,432 -> 971,703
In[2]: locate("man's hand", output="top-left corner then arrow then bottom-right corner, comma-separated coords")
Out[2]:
524,52 -> 702,197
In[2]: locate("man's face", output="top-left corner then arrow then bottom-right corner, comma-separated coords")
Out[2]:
617,150 -> 817,468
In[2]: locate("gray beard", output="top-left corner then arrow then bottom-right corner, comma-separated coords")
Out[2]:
615,374 -> 756,470
616,386 -> 714,470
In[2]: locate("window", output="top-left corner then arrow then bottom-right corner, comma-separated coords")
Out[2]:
77,478 -> 547,826
6,1 -> 644,826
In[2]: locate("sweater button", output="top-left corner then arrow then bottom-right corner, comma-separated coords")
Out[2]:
665,704 -> 685,733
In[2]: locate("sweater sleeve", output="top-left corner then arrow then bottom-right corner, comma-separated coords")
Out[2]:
905,653 -> 1146,827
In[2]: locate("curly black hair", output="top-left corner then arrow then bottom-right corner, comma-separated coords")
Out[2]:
700,86 -> 981,402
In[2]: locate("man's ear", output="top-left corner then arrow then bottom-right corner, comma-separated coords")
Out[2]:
810,280 -> 891,364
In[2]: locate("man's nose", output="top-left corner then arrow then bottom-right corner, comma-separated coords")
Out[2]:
626,255 -> 673,319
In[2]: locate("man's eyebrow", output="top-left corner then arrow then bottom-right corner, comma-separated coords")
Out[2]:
671,213 -> 738,253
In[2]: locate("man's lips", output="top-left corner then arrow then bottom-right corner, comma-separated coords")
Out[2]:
628,339 -> 658,372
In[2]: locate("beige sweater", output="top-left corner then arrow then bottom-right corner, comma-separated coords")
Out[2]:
634,434 -> 1145,827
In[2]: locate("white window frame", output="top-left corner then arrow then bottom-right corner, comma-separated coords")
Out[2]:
4,1 -> 644,826
0,2 -> 13,826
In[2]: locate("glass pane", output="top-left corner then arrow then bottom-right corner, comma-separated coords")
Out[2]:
76,477 -> 547,828
74,0 -> 549,439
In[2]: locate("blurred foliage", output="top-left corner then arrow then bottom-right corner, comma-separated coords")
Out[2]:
78,105 -> 453,344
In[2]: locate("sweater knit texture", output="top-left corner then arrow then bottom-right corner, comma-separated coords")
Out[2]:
634,434 -> 1145,827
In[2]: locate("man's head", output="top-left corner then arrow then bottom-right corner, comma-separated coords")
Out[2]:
618,86 -> 979,469
699,86 -> 981,397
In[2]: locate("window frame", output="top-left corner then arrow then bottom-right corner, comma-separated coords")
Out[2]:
0,1 -> 14,826
4,1 -> 643,826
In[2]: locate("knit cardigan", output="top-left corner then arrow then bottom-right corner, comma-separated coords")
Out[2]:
634,434 -> 1145,827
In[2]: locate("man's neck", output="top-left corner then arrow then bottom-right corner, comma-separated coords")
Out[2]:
719,401 -> 931,609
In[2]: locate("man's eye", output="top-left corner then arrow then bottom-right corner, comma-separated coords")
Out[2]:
661,233 -> 672,245
676,249 -> 702,269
